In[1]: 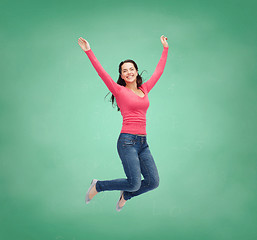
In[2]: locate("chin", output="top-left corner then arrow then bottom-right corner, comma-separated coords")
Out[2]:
129,79 -> 136,83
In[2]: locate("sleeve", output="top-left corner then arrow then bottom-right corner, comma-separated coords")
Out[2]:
84,49 -> 121,96
142,46 -> 169,93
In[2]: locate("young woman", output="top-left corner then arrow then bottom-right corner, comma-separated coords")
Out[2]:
78,35 -> 169,212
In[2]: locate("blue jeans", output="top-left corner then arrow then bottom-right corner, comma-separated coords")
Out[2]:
95,133 -> 160,201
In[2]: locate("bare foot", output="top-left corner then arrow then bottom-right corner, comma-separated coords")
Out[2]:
88,184 -> 98,200
118,193 -> 127,208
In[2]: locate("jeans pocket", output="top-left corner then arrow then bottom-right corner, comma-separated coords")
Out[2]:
122,138 -> 136,147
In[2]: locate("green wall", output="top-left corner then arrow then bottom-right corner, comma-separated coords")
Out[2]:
1,0 -> 256,239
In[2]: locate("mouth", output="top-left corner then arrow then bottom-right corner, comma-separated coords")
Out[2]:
127,75 -> 134,79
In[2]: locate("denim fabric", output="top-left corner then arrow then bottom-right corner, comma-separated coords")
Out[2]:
95,133 -> 159,201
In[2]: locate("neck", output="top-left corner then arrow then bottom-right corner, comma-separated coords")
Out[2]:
125,81 -> 138,90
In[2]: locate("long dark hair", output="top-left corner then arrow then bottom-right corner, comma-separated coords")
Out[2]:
104,59 -> 147,111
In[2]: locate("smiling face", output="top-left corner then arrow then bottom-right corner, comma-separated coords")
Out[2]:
120,62 -> 138,84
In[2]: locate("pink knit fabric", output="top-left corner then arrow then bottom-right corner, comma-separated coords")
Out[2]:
85,46 -> 169,135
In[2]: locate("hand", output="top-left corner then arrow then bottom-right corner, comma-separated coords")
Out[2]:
78,37 -> 91,51
160,35 -> 168,48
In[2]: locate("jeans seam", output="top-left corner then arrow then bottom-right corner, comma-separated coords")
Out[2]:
141,154 -> 151,187
123,149 -> 133,188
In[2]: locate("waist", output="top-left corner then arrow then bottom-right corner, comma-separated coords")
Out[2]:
119,133 -> 147,139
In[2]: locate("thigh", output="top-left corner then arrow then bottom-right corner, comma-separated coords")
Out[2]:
117,135 -> 141,181
138,144 -> 159,182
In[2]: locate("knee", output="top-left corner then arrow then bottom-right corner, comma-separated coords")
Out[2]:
150,176 -> 160,189
129,179 -> 141,192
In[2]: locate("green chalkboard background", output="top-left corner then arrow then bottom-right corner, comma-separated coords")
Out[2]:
1,0 -> 256,239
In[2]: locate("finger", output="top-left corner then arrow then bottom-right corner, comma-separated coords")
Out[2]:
78,39 -> 84,45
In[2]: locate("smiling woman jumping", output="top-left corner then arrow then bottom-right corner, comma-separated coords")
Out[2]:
78,35 -> 169,212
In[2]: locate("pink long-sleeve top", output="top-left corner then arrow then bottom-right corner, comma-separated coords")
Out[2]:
85,46 -> 169,135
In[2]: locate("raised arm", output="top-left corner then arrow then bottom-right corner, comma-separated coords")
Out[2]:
142,35 -> 169,93
78,37 -> 121,96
